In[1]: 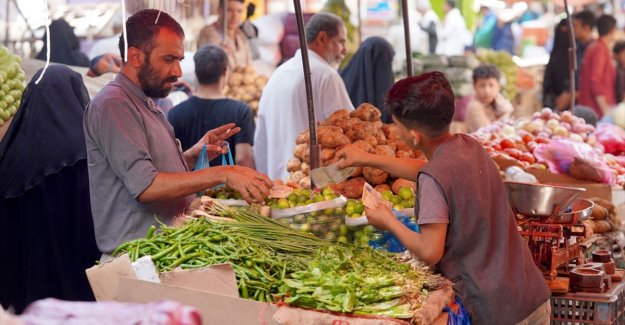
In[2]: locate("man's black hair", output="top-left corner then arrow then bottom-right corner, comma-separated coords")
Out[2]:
194,45 -> 229,85
118,9 -> 184,59
386,72 -> 455,137
573,10 -> 597,28
472,64 -> 501,84
597,14 -> 616,37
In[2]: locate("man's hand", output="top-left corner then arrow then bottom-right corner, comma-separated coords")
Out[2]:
187,123 -> 241,161
364,202 -> 397,231
336,145 -> 370,169
224,166 -> 273,203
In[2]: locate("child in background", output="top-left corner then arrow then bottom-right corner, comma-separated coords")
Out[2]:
613,41 -> 625,103
464,64 -> 514,132
336,72 -> 550,324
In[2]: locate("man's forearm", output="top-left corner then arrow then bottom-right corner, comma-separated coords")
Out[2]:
137,166 -> 232,203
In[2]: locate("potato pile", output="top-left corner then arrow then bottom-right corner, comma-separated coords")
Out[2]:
582,198 -> 622,235
287,103 -> 422,198
224,65 -> 267,115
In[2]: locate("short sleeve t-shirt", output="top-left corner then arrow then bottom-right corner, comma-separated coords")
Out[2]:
168,97 -> 255,166
416,173 -> 450,225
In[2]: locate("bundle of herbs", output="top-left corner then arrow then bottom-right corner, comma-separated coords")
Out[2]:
277,245 -> 445,320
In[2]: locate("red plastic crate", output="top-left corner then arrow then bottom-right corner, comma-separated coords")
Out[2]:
550,280 -> 625,325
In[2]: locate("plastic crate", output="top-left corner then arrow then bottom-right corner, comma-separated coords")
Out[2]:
551,280 -> 625,324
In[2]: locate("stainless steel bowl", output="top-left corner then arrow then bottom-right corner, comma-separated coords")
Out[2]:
549,199 -> 594,224
504,181 -> 586,217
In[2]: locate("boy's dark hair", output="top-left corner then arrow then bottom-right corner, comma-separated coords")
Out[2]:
119,9 -> 184,59
573,105 -> 598,126
445,0 -> 456,8
305,13 -> 343,44
194,45 -> 229,85
613,41 -> 625,55
386,72 -> 455,137
597,15 -> 616,37
573,10 -> 597,28
472,64 -> 501,84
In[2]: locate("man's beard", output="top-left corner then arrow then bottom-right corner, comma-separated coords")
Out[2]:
138,63 -> 177,98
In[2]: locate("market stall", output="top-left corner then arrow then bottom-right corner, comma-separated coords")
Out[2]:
85,200 -> 453,325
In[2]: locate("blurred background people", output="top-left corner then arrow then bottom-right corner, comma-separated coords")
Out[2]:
168,45 -> 255,168
35,19 -> 89,67
341,37 -> 395,123
198,0 -> 251,70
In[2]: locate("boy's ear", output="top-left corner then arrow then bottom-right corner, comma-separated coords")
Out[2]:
409,129 -> 422,146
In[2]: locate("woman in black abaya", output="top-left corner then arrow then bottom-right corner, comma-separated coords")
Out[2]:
340,37 -> 395,123
35,18 -> 90,67
542,20 -> 572,111
0,65 -> 99,313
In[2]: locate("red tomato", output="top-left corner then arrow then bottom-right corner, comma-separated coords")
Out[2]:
522,133 -> 534,143
500,139 -> 516,150
504,148 -> 523,159
520,153 -> 536,164
492,144 -> 502,151
535,137 -> 549,144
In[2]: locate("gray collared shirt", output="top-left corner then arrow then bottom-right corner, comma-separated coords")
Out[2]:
84,73 -> 194,254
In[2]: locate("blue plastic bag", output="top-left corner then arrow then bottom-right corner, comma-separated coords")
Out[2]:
194,143 -> 235,196
444,297 -> 471,325
369,210 -> 420,252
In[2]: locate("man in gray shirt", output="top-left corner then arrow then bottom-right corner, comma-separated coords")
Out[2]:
84,9 -> 272,255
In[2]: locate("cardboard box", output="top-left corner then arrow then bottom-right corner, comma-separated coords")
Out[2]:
86,256 -> 450,325
86,255 -> 280,325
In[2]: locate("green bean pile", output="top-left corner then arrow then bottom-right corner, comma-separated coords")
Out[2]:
112,204 -> 328,302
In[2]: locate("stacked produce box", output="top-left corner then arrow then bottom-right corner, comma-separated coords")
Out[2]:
413,54 -> 477,98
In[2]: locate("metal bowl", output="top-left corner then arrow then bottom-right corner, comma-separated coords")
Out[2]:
548,199 -> 594,224
504,181 -> 586,217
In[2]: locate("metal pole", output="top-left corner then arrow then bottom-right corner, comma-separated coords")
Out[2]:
357,0 -> 362,45
564,0 -> 576,110
4,0 -> 10,48
222,0 -> 228,42
400,0 -> 412,76
293,0 -> 320,173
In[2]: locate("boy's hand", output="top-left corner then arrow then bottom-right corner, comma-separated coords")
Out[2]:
365,202 -> 397,231
336,145 -> 370,169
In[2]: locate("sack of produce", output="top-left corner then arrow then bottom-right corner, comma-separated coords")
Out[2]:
268,187 -> 348,242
